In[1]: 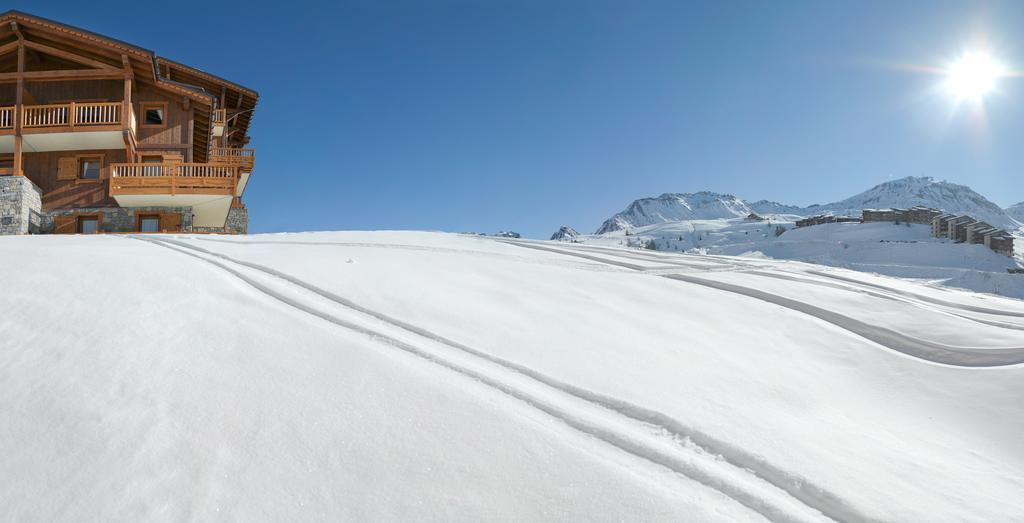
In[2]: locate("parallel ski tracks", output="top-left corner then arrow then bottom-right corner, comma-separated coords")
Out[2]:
500,240 -> 1024,367
132,235 -> 865,523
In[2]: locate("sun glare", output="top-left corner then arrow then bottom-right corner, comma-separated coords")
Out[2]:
944,52 -> 1006,101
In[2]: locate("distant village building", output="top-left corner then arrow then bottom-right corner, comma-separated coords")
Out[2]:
929,213 -> 1015,257
949,216 -> 979,242
965,222 -> 995,244
931,213 -> 956,237
906,206 -> 942,224
862,209 -> 896,222
863,206 -> 940,225
986,231 -> 1016,256
794,214 -> 859,228
793,205 -> 1015,257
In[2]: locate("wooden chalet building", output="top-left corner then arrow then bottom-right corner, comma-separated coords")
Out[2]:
0,11 -> 257,235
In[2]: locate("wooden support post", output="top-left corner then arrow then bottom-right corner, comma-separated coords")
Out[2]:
13,40 -> 24,176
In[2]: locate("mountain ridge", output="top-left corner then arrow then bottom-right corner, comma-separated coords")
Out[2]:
594,176 -> 1020,234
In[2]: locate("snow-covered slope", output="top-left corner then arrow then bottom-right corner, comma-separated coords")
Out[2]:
3,231 -> 1024,521
1006,201 -> 1024,224
593,176 -> 1019,233
576,218 -> 1023,298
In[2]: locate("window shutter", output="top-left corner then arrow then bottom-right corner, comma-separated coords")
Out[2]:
57,157 -> 78,180
159,213 -> 182,232
53,216 -> 76,234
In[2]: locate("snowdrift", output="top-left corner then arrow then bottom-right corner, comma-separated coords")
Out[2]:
2,232 -> 1024,521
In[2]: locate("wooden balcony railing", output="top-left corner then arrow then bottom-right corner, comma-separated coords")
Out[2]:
210,147 -> 255,171
0,106 -> 13,130
212,109 -> 226,126
22,102 -> 122,128
110,163 -> 238,196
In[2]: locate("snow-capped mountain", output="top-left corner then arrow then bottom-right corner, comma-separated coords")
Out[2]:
594,176 -> 1019,233
595,192 -> 754,234
810,176 -> 1017,229
550,225 -> 580,241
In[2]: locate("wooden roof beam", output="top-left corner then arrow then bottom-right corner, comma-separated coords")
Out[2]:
0,39 -> 18,56
23,40 -> 121,71
0,68 -> 125,81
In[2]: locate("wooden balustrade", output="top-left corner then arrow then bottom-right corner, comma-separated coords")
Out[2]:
73,103 -> 121,126
210,147 -> 255,170
212,109 -> 226,125
0,106 -> 13,130
109,162 -> 238,196
22,102 -> 122,128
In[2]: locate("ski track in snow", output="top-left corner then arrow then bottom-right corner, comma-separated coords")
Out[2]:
499,240 -> 1024,367
128,235 -> 872,523
745,271 -> 1024,332
543,241 -> 1024,327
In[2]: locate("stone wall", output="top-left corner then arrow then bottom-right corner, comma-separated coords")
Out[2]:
192,206 -> 248,235
226,206 -> 248,235
41,206 -> 194,234
0,176 -> 43,235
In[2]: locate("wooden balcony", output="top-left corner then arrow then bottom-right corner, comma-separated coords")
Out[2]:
0,102 -> 129,153
210,147 -> 255,171
17,101 -> 122,131
109,163 -> 238,196
109,162 -> 241,228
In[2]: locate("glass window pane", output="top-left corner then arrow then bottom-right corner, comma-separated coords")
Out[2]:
140,217 -> 160,233
81,160 -> 100,179
79,218 -> 98,234
145,108 -> 164,125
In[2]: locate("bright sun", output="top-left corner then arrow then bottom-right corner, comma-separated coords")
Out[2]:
944,52 -> 1006,101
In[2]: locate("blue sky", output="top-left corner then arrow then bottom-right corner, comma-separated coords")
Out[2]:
13,1 -> 1024,237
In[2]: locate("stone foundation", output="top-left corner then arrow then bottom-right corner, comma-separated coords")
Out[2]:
0,176 -> 43,235
192,206 -> 248,235
42,206 -> 194,234
226,206 -> 248,234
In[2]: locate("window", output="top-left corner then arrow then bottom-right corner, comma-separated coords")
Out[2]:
138,215 -> 160,233
141,103 -> 166,127
77,217 -> 99,234
79,157 -> 102,180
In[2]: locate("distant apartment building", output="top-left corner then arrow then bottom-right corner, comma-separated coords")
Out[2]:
985,231 -> 1016,256
906,206 -> 942,224
929,213 -> 1015,257
965,222 -> 995,244
945,216 -> 976,241
863,206 -> 940,225
794,214 -> 860,228
931,213 -> 956,237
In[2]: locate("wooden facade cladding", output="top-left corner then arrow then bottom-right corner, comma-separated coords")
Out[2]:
0,10 -> 259,222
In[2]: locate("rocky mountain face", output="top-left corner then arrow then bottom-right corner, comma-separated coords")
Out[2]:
550,226 -> 580,241
594,177 -> 1020,234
